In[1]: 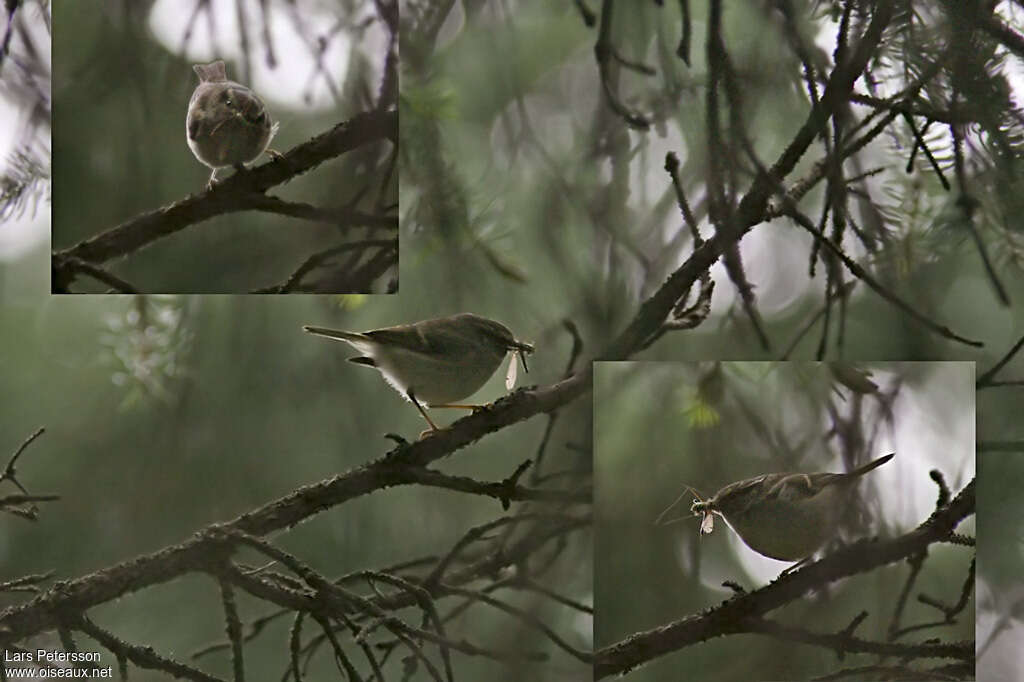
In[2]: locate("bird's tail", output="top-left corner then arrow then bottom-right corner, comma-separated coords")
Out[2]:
850,453 -> 895,477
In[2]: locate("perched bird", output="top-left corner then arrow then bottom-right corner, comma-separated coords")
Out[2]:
303,313 -> 534,432
660,453 -> 894,565
186,60 -> 278,188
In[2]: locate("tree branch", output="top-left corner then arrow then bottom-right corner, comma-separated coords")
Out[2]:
51,109 -> 397,288
0,375 -> 587,642
594,478 -> 974,678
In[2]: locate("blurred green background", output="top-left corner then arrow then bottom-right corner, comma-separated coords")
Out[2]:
51,0 -> 396,292
977,453 -> 1024,682
594,361 -> 975,681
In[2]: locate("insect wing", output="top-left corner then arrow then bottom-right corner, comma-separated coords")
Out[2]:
505,351 -> 518,390
700,511 -> 714,535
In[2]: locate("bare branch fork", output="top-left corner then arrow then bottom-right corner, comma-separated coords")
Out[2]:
1,427 -> 58,522
976,334 -> 1024,451
977,333 -> 1024,388
51,109 -> 398,292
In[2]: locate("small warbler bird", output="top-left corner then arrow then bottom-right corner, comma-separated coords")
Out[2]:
661,453 -> 894,563
186,60 -> 278,188
303,313 -> 534,432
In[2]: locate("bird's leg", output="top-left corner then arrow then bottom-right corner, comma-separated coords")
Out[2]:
407,389 -> 440,435
206,167 -> 220,190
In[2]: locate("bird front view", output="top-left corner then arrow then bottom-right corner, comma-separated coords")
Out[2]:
303,314 -> 534,433
186,60 -> 278,188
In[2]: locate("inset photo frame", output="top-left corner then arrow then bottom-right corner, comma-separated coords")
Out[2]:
594,361 -> 975,682
50,0 -> 397,293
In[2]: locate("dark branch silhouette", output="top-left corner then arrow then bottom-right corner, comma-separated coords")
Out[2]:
594,478 -> 974,678
52,110 -> 398,293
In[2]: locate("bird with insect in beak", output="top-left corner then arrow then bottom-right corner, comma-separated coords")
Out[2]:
657,453 -> 894,571
303,313 -> 534,435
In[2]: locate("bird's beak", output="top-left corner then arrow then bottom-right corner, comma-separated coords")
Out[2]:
514,343 -> 533,374
303,325 -> 347,341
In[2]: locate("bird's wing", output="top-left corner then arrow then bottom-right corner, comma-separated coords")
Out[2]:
767,473 -> 841,502
719,475 -> 770,515
364,326 -> 448,357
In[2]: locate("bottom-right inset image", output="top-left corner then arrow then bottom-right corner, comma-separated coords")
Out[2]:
593,361 -> 975,682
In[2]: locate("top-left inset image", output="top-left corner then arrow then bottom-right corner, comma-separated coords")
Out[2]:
51,0 -> 398,294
